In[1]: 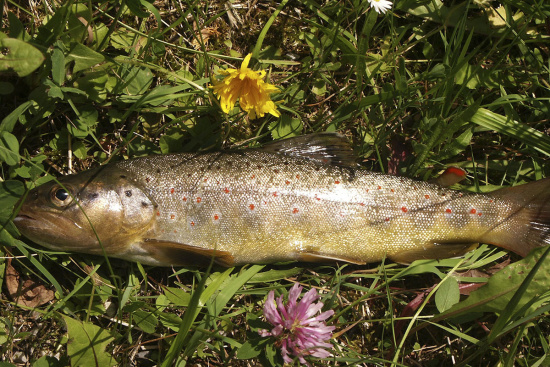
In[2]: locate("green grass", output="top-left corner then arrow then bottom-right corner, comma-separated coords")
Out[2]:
1,0 -> 550,365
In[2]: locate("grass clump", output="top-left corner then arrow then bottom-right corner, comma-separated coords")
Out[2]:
1,0 -> 550,365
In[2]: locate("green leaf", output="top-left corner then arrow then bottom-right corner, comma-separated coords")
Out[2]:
51,42 -> 65,85
0,131 -> 20,166
67,44 -> 105,73
443,246 -> 550,318
0,37 -> 45,76
7,12 -> 31,41
163,286 -> 191,307
133,310 -> 158,334
0,101 -> 32,132
248,267 -> 303,283
471,108 -> 550,157
435,276 -> 460,313
269,114 -> 303,139
31,355 -> 68,367
237,338 -> 269,359
63,316 -> 117,367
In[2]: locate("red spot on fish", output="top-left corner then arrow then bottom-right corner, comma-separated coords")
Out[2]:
359,202 -> 365,206
156,211 -> 160,216
251,175 -> 255,179
489,199 -> 494,203
273,169 -> 279,173
378,186 -> 382,190
224,188 -> 230,194
366,189 -> 369,193
190,221 -> 195,226
335,180 -> 340,184
249,204 -> 255,211
425,194 -> 430,199
146,177 -> 150,183
170,214 -> 175,219
183,197 -> 187,202
174,230 -> 177,233
401,207 -> 408,213
470,208 -> 477,214
292,208 -> 299,214
384,217 -> 390,222
296,175 -> 300,179
391,189 -> 395,193
445,208 -> 452,214
196,197 -> 202,203
285,180 -> 290,185
478,212 -> 482,216
273,192 -> 278,197
214,214 -> 219,220
170,188 -> 175,194
204,178 -> 208,182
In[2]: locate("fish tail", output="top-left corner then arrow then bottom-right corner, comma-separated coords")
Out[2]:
485,177 -> 550,256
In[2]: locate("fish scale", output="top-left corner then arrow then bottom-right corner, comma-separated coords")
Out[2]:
13,134 -> 550,266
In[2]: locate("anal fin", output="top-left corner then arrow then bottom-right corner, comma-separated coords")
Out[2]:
389,243 -> 478,264
140,239 -> 235,267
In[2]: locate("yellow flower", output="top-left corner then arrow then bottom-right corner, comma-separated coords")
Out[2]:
212,54 -> 280,119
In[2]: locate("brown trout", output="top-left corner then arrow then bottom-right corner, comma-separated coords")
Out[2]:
13,134 -> 550,266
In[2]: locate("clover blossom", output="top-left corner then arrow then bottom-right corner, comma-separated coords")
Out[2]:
259,283 -> 335,365
368,0 -> 393,14
212,53 -> 280,119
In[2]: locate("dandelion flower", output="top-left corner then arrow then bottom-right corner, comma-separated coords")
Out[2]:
212,54 -> 280,119
368,0 -> 392,14
259,283 -> 335,365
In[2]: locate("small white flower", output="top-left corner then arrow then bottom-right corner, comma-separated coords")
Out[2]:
369,0 -> 393,14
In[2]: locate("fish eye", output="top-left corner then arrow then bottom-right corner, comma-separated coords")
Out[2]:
50,186 -> 73,207
55,188 -> 69,201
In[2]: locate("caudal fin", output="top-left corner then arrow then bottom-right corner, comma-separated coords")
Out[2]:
485,178 -> 550,256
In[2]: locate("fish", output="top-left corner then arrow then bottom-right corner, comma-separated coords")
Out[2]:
13,133 -> 550,267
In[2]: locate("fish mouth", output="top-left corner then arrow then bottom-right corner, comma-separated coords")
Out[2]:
14,213 -> 35,221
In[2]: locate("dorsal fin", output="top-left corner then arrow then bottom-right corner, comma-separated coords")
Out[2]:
261,133 -> 358,168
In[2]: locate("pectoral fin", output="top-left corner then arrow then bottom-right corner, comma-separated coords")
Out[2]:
298,251 -> 365,265
389,243 -> 478,264
141,239 -> 235,267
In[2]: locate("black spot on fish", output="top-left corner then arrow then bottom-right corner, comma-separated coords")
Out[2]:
141,201 -> 149,208
156,169 -> 161,174
88,193 -> 99,201
120,175 -> 126,179
125,190 -> 132,197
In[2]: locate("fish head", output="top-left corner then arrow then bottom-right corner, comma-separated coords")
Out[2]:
14,167 -> 157,257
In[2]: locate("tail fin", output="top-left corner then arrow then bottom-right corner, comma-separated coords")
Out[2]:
485,178 -> 550,256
